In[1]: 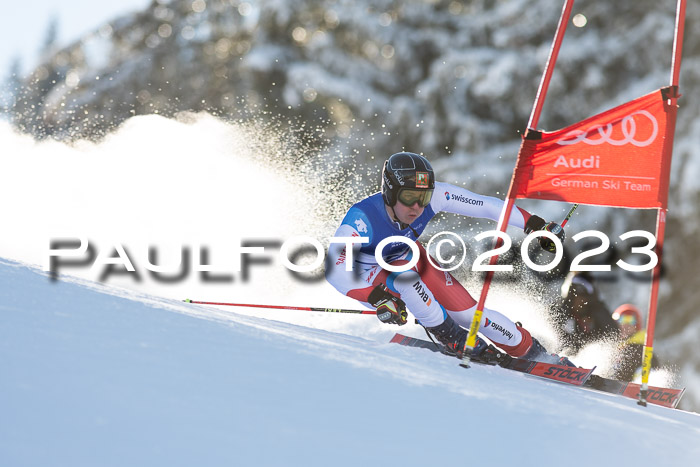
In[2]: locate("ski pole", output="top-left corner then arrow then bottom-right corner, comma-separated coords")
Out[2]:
560,203 -> 579,228
183,299 -> 376,314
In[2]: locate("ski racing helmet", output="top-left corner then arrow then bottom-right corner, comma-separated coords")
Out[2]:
381,152 -> 435,207
612,304 -> 643,333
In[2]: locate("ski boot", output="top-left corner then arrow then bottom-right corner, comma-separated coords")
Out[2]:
426,315 -> 467,356
522,337 -> 576,367
426,316 -> 500,363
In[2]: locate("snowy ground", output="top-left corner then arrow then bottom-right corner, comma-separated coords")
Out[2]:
2,258 -> 700,467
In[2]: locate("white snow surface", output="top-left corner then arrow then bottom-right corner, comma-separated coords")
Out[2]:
2,259 -> 700,466
2,114 -> 700,465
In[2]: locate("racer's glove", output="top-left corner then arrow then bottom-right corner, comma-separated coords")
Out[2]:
524,215 -> 565,253
368,283 -> 408,326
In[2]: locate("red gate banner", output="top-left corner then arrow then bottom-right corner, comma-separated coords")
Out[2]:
511,88 -> 676,209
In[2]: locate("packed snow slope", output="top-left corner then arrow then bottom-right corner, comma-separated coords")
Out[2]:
2,258 -> 700,467
4,0 -> 700,410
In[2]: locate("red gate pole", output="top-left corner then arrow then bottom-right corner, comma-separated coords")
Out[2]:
639,0 -> 686,407
460,0 -> 576,367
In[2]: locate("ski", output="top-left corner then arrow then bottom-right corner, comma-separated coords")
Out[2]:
586,375 -> 685,409
390,333 -> 685,408
390,333 -> 594,387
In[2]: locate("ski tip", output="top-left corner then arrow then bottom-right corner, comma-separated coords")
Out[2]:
675,388 -> 687,409
390,333 -> 406,343
183,298 -> 192,303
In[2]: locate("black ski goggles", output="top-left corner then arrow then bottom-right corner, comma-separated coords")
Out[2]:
397,188 -> 433,207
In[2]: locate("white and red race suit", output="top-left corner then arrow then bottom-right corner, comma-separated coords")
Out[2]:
325,181 -> 536,357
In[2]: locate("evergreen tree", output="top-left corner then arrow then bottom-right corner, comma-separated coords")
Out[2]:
0,57 -> 23,118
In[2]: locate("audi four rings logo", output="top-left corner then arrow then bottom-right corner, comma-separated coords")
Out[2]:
557,110 -> 659,147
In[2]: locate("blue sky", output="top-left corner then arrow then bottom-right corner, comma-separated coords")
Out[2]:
0,0 -> 150,76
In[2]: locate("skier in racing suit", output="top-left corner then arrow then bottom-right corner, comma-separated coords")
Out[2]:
326,152 -> 570,363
